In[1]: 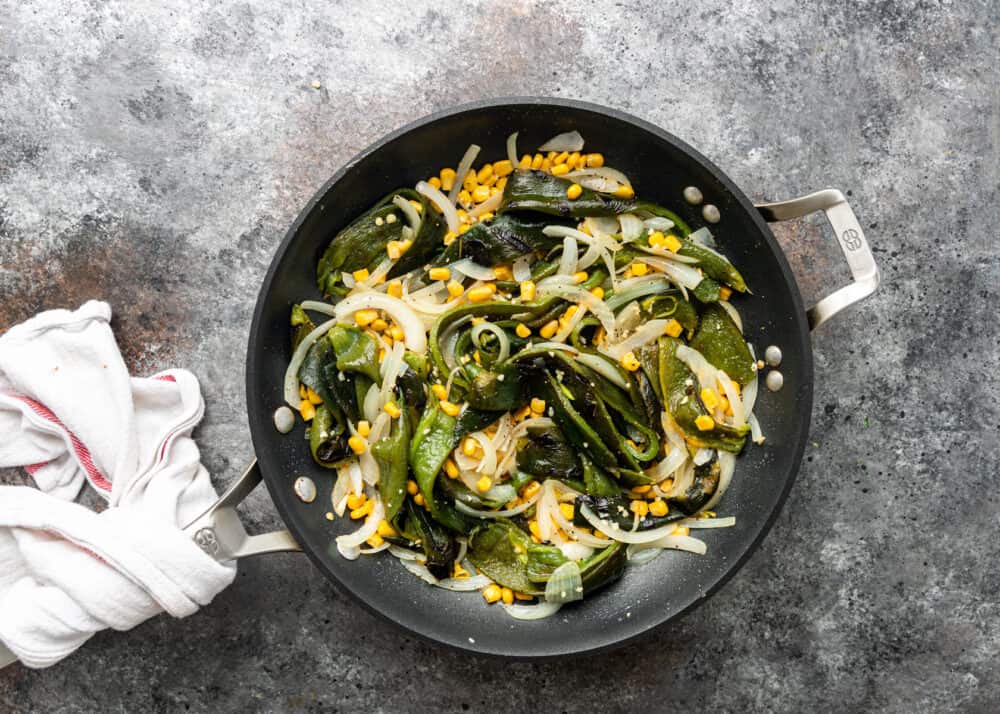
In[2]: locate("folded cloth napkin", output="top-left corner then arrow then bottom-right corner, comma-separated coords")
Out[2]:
0,301 -> 236,668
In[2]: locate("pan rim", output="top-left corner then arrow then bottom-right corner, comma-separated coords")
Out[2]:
245,96 -> 814,659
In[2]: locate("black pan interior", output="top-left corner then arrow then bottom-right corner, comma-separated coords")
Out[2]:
246,98 -> 814,657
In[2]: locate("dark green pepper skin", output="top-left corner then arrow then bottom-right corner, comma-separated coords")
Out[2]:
438,213 -> 568,265
675,455 -> 721,515
328,326 -> 381,383
373,398 -> 411,521
692,277 -> 722,304
501,170 -> 635,218
689,304 -> 756,385
573,493 -> 686,531
678,239 -> 748,293
408,400 -> 468,533
516,423 -> 583,481
308,403 -> 350,467
405,500 -> 458,580
467,520 -> 542,594
641,293 -> 698,336
298,336 -> 336,406
524,541 -> 627,596
290,304 -> 316,352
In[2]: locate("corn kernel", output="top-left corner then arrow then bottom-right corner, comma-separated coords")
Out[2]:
354,309 -> 378,327
306,386 -> 323,405
719,286 -> 733,301
462,437 -> 478,457
513,405 -> 532,422
664,318 -> 683,338
541,157 -> 553,171
431,384 -> 448,401
299,400 -> 316,421
356,420 -> 371,438
478,211 -> 495,221
673,525 -> 691,537
476,476 -> 492,492
453,562 -> 470,579
350,502 -> 373,520
346,492 -> 366,511
375,519 -> 396,538
389,325 -> 405,342
520,280 -> 536,301
447,280 -> 464,298
383,401 -> 401,419
429,267 -> 450,281
559,503 -> 575,520
348,435 -> 367,454
384,281 -> 402,300
630,500 -> 649,517
514,591 -> 533,601
649,499 -> 669,517
531,153 -> 544,170
413,493 -> 426,507
467,285 -> 493,303
444,458 -> 460,479
648,230 -> 665,248
493,159 -> 514,177
495,177 -> 507,190
528,519 -> 542,540
501,587 -> 515,605
572,271 -> 588,284
553,151 -> 570,165
614,185 -> 635,199
428,175 -> 442,189
659,477 -> 674,491
519,153 -> 533,169
515,323 -> 531,338
530,397 -> 546,414
370,317 -> 389,333
561,305 -> 579,323
551,163 -> 570,176
594,529 -> 608,540
472,185 -> 491,203
408,199 -> 422,214
700,388 -> 720,411
590,286 -> 605,299
440,400 -> 461,417
463,169 -> 478,191
406,480 -> 419,495
387,241 -> 404,260
631,261 -> 648,276
722,397 -> 734,416
474,164 -> 492,183
539,320 -> 559,339
482,584 -> 502,603
443,231 -> 458,247
299,383 -> 307,399
378,348 -> 386,363
366,532 -> 384,548
457,189 -> 472,206
621,351 -> 641,372
493,264 -> 513,281
440,168 -> 456,191
352,268 -> 370,282
566,183 -> 583,200
664,234 -> 682,252
522,481 -> 541,500
586,153 -> 605,168
695,414 -> 715,431
633,484 -> 652,494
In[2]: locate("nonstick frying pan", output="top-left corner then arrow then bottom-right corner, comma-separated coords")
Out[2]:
183,98 -> 879,658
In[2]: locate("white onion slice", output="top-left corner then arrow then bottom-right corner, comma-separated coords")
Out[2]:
454,487 -> 542,519
641,256 -> 704,290
536,283 -> 617,342
748,413 -> 765,444
618,214 -> 645,242
576,354 -> 629,390
392,194 -> 422,234
675,344 -> 720,389
688,226 -> 717,247
583,216 -> 620,236
680,516 -> 736,529
449,258 -> 497,281
448,144 -> 481,204
743,375 -> 759,415
336,494 -> 384,559
544,561 -> 583,604
283,317 -> 338,406
553,304 -> 587,343
539,480 -> 612,548
635,244 -> 700,263
359,542 -> 391,555
502,602 -> 562,620
332,293 -> 427,353
469,431 -> 498,475
692,448 -> 715,466
362,383 -> 380,423
717,369 -> 746,426
578,503 -> 702,545
398,558 -> 440,585
331,464 -> 352,517
512,255 -> 532,282
557,235 -> 578,276
627,534 -> 708,555
719,300 -> 743,332
300,300 -> 337,316
643,216 -> 675,232
538,130 -> 584,152
564,166 -> 632,192
613,302 -> 641,335
604,275 -> 671,311
703,451 -> 736,512
626,546 -> 663,566
558,542 -> 595,561
471,321 -> 511,363
435,574 -> 493,591
601,319 -> 669,360
416,180 -> 460,234
506,131 -> 519,166
468,190 -> 502,218
645,443 -> 687,482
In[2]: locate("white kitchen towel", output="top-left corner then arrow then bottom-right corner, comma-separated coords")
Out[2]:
0,300 -> 236,668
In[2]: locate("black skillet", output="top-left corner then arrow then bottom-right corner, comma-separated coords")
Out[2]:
183,98 -> 879,658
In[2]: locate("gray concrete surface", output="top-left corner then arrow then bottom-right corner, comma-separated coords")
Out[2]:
1,0 -> 998,711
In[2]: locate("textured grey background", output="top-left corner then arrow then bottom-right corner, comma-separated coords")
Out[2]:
1,0 -> 997,712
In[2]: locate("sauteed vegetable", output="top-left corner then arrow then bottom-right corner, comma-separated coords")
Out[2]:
283,131 -> 766,618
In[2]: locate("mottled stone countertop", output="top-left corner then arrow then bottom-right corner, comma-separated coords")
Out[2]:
1,1 -> 998,712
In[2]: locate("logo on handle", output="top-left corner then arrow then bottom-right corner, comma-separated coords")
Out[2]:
193,527 -> 220,556
842,228 -> 862,252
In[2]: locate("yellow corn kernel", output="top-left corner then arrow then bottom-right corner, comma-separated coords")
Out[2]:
551,162 -> 570,176
354,309 -> 378,327
520,280 -> 536,301
649,499 -> 669,517
352,268 -> 370,282
539,320 -> 559,339
631,261 -> 648,276
529,153 -> 543,169
633,484 -> 652,495
623,267 -> 634,280
495,177 -> 507,190
467,285 -> 493,303
498,587 -> 513,605
561,305 -> 579,323
515,323 -> 531,338
695,414 -> 715,431
474,164 -> 492,183
389,325 -> 404,342
659,477 -> 674,491
443,231 -> 458,247
572,271 -> 588,284
366,532 -> 384,548
540,157 -> 553,171
530,397 -> 546,414
586,153 -> 605,168
553,151 -> 570,166
559,503 -> 575,521
356,420 -> 371,438
494,264 -> 513,281
648,230 -> 665,248
453,562 -> 470,579
382,335 -> 393,349
514,591 -> 533,601
722,397 -> 734,416
620,351 -> 641,372
512,405 -> 532,422
409,199 -> 422,214
673,525 -> 691,537
528,519 -> 542,540
378,348 -> 386,363
566,183 -> 583,200
386,241 -> 404,260
431,384 -> 448,401
594,529 -> 608,540
428,267 -> 450,281
386,280 -> 403,299
440,168 -> 456,191
664,233 -> 682,252
590,286 -> 605,299
719,286 -> 733,301
440,400 -> 461,417
350,501 -> 373,520
306,386 -> 323,405
299,400 -> 316,421
478,211 -> 495,222
348,435 -> 367,454
346,492 -> 366,511
383,401 -> 401,419
471,185 -> 491,203
630,500 -> 649,517
299,383 -> 308,399
375,519 -> 399,540
476,476 -> 492,492
522,481 -> 541,500
614,185 -> 635,199
457,189 -> 472,206
462,437 -> 478,457
482,584 -> 502,603
519,153 -> 533,169
664,318 -> 683,338
444,458 -> 460,479
700,388 -> 720,411
447,280 -> 465,298
406,480 -> 419,495
428,175 -> 442,190
370,317 -> 389,333
463,169 -> 478,191
413,493 -> 426,507
492,159 -> 513,177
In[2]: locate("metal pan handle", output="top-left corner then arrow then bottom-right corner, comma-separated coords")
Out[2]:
756,189 -> 880,330
183,459 -> 301,560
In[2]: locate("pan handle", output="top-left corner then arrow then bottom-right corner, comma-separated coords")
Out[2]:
756,189 -> 880,330
183,459 -> 302,560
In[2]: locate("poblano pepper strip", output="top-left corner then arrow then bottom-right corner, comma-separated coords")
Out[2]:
438,213 -> 569,265
309,403 -> 350,467
408,399 -> 468,533
329,326 -> 381,383
689,303 -> 756,385
373,397 -> 411,521
677,239 -> 749,293
467,519 -> 542,595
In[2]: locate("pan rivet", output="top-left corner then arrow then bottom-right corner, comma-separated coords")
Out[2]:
766,370 -> 784,392
683,186 -> 703,205
702,204 -> 721,223
764,345 -> 782,367
274,406 -> 296,434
